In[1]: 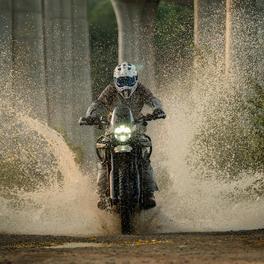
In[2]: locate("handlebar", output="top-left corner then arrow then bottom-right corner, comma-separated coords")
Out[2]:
79,116 -> 108,126
135,113 -> 166,123
79,113 -> 166,127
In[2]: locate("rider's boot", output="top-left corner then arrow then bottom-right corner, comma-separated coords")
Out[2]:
141,155 -> 158,210
97,162 -> 108,210
143,192 -> 156,209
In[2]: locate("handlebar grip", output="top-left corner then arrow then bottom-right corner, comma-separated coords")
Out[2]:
79,117 -> 91,126
79,116 -> 108,126
144,114 -> 154,121
135,113 -> 166,123
79,117 -> 85,125
158,113 -> 166,119
152,113 -> 166,120
79,121 -> 87,126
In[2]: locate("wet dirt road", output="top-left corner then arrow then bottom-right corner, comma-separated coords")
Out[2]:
0,230 -> 264,263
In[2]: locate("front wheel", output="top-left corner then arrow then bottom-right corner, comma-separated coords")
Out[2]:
118,153 -> 133,234
120,199 -> 132,234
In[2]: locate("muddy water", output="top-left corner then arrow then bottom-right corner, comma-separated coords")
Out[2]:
0,231 -> 264,263
0,101 -> 119,235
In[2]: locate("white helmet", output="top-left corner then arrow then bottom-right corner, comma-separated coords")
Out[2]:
113,62 -> 138,99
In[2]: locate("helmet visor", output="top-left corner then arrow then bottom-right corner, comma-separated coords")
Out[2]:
115,76 -> 137,88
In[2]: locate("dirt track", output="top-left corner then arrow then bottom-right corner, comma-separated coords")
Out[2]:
0,230 -> 264,263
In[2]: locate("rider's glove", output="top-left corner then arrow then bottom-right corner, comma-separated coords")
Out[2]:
79,117 -> 87,125
79,116 -> 96,126
153,108 -> 166,119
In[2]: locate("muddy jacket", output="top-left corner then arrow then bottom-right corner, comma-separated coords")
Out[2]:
86,83 -> 163,119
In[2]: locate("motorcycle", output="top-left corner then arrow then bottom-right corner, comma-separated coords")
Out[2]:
79,103 -> 165,234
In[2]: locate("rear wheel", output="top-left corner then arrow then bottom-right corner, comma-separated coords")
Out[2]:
118,154 -> 133,234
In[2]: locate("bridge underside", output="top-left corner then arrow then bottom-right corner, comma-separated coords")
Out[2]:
112,0 -> 262,89
0,0 -> 262,160
0,0 -> 95,159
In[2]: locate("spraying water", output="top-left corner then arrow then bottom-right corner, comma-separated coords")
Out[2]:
0,100 -> 120,235
0,3 -> 263,236
140,5 -> 264,233
144,88 -> 264,232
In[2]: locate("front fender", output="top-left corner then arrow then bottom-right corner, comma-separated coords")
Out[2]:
114,145 -> 133,153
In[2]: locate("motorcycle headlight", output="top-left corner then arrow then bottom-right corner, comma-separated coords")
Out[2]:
114,125 -> 132,142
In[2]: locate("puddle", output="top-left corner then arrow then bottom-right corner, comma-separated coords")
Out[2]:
47,239 -> 172,249
48,242 -> 110,249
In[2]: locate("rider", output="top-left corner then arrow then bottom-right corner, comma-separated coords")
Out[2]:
82,62 -> 166,209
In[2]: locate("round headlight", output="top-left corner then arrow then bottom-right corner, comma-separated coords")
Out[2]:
114,125 -> 132,142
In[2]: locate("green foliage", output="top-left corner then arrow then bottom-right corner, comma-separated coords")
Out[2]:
243,81 -> 264,170
246,81 -> 264,134
155,2 -> 194,77
86,1 -> 263,178
156,2 -> 193,54
87,0 -> 194,94
88,0 -> 117,40
88,0 -> 118,97
190,81 -> 264,178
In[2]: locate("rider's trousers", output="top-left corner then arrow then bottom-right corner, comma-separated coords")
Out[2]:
97,157 -> 158,198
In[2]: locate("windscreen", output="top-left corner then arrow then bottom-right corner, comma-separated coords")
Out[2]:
110,103 -> 134,128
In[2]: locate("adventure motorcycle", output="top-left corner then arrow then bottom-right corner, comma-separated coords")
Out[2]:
79,103 -> 165,234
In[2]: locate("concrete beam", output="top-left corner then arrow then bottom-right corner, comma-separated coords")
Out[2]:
225,0 -> 258,81
43,0 -> 73,136
43,0 -> 64,130
256,0 -> 264,86
0,0 -> 12,96
12,0 -> 48,120
44,0 -> 94,160
111,0 -> 159,91
71,0 -> 95,159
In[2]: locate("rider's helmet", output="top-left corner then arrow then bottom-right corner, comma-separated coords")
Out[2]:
113,62 -> 138,99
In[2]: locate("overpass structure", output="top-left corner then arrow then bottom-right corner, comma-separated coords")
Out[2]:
112,0 -> 263,87
0,0 -> 94,158
0,0 -> 262,159
194,0 -> 262,82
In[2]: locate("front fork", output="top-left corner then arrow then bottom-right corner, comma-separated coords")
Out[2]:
109,153 -> 116,203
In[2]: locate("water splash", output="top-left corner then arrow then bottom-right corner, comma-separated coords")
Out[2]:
137,78 -> 264,233
0,100 -> 119,235
140,6 -> 264,233
0,3 -> 263,236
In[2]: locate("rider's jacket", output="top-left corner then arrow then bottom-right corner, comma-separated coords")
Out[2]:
86,83 -> 163,119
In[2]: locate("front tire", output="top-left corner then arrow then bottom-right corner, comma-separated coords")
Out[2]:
118,153 -> 133,234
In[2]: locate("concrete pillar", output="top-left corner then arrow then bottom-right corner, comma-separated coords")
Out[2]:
71,0 -> 95,160
111,0 -> 159,92
12,0 -> 47,120
194,0 -> 226,68
59,0 -> 74,140
43,0 -> 63,129
0,0 -> 12,96
43,0 -> 73,137
256,0 -> 264,86
44,0 -> 94,161
194,0 -> 200,49
225,0 -> 258,81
